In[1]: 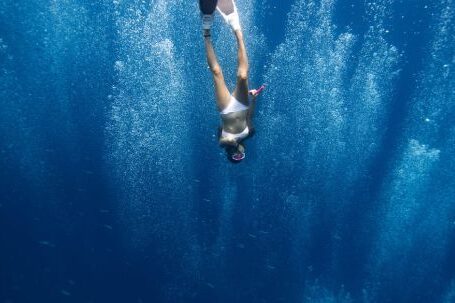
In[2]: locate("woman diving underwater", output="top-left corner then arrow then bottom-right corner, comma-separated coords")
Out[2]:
199,0 -> 265,163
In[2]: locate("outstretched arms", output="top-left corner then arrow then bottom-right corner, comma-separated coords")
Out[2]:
246,85 -> 265,132
246,94 -> 257,130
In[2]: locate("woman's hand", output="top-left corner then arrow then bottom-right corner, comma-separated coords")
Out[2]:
248,84 -> 265,97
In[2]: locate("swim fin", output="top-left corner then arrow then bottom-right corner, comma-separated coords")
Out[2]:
199,0 -> 218,15
199,0 -> 218,30
216,0 -> 241,31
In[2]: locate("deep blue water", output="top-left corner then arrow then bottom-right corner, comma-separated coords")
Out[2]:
1,0 -> 454,302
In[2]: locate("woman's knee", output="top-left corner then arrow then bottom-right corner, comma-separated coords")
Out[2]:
237,69 -> 248,81
211,64 -> 222,76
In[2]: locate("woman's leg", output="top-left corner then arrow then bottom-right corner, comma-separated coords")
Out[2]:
204,30 -> 231,110
232,30 -> 249,105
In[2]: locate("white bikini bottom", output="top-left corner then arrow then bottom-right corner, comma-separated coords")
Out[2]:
220,95 -> 248,115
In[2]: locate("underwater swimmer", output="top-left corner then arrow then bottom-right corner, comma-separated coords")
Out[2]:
199,0 -> 264,163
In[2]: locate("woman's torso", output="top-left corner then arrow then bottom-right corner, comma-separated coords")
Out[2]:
220,110 -> 248,134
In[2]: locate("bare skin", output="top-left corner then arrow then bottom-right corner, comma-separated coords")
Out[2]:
203,28 -> 258,147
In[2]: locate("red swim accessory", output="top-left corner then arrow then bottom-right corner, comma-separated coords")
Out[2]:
255,84 -> 265,95
249,84 -> 266,97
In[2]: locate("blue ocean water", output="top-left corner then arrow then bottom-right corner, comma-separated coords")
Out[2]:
0,0 -> 454,302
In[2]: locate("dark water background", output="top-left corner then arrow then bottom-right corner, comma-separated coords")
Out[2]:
1,0 -> 454,302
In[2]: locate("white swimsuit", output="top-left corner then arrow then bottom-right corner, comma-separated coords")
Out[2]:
220,95 -> 249,140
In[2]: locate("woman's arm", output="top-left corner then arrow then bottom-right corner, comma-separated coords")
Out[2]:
246,94 -> 257,130
246,85 -> 264,130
